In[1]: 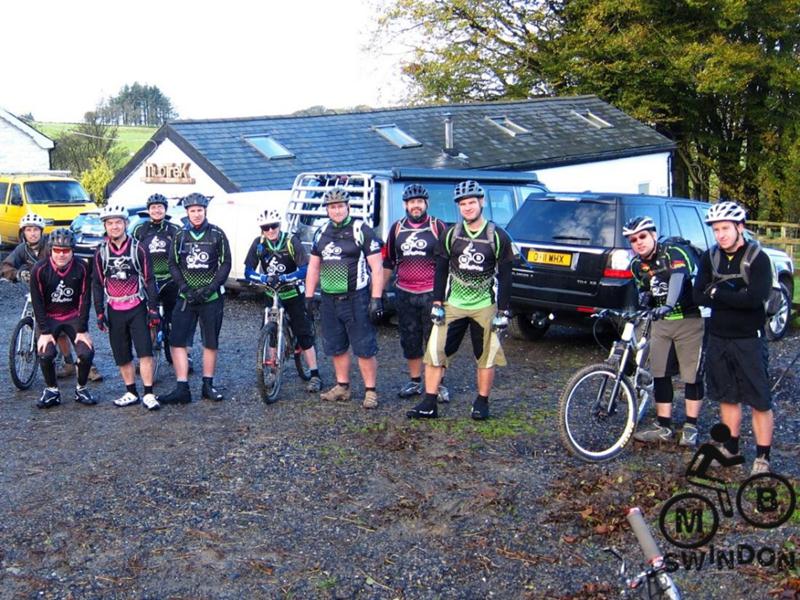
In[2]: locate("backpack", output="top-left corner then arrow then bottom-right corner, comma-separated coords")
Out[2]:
658,236 -> 704,277
393,216 -> 443,242
709,240 -> 783,316
447,221 -> 500,259
257,232 -> 296,262
313,219 -> 366,253
100,238 -> 146,303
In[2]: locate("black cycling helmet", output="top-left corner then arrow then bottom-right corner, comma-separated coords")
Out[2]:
322,188 -> 350,206
402,184 -> 429,202
182,192 -> 209,208
147,193 -> 168,208
48,227 -> 76,249
453,180 -> 484,202
622,216 -> 657,236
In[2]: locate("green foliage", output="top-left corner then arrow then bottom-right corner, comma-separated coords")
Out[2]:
37,122 -> 156,157
51,112 -> 129,177
80,156 -> 115,204
377,0 -> 800,214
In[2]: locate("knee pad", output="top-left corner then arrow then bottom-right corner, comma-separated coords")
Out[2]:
74,341 -> 95,363
39,343 -> 58,363
654,376 -> 674,404
685,381 -> 703,401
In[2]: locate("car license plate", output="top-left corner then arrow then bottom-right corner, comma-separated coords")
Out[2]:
527,249 -> 572,267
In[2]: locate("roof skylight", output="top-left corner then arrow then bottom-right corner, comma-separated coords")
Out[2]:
245,135 -> 295,159
372,124 -> 422,149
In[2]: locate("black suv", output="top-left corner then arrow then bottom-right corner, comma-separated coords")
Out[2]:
506,192 -> 795,340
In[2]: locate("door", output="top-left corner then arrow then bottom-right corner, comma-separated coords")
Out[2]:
0,184 -> 24,243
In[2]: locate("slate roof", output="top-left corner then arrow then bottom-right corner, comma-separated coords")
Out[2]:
108,96 -> 674,195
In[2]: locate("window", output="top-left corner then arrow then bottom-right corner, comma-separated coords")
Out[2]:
507,198 -> 617,247
573,110 -> 613,129
372,125 -> 422,149
10,184 -> 22,205
486,116 -> 530,137
638,182 -> 650,194
245,135 -> 295,160
24,181 -> 89,204
671,205 -> 710,250
0,183 -> 8,204
485,188 -> 515,227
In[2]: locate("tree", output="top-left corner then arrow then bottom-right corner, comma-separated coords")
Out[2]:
377,0 -> 800,215
51,112 -> 128,177
80,156 -> 115,204
97,82 -> 177,126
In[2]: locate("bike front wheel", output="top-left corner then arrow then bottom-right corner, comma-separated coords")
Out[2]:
558,363 -> 636,462
150,326 -> 163,383
257,321 -> 285,403
9,316 -> 39,390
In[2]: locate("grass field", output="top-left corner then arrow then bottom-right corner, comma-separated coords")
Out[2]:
34,122 -> 156,156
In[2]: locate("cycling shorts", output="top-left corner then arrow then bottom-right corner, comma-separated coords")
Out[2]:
171,297 -> 225,350
705,333 -> 771,411
424,303 -> 506,369
396,289 -> 435,360
319,288 -> 378,358
650,317 -> 704,383
108,302 -> 153,365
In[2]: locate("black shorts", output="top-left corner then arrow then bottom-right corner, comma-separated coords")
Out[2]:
282,294 -> 315,350
396,289 -> 434,360
171,296 -> 224,350
39,319 -> 94,364
108,302 -> 153,366
705,334 -> 772,411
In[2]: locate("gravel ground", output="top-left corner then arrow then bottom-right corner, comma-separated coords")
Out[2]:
0,281 -> 798,599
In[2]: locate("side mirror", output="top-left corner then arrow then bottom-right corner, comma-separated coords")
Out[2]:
90,193 -> 97,203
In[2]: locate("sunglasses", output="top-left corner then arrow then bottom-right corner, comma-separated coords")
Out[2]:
261,223 -> 280,231
628,233 -> 651,243
51,247 -> 72,255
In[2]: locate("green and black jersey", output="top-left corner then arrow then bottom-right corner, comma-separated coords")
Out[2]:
244,231 -> 308,300
132,219 -> 180,283
631,243 -> 700,319
169,221 -> 232,303
311,217 -> 382,295
434,220 -> 515,310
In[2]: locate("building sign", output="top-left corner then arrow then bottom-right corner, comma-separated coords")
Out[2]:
143,162 -> 196,184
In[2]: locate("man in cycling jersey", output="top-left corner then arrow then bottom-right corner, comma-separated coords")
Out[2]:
245,207 -> 321,399
159,193 -> 231,404
305,188 -> 384,409
132,193 -> 181,367
29,228 -> 96,408
625,216 -> 705,447
93,204 -> 160,410
383,184 -> 449,402
693,201 -> 774,475
407,180 -> 515,420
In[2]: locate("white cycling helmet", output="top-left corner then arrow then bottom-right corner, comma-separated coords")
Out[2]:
622,215 -> 656,236
705,201 -> 746,224
99,204 -> 128,221
19,213 -> 46,230
257,208 -> 282,227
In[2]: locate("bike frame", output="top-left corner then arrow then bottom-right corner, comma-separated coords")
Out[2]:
17,294 -> 37,354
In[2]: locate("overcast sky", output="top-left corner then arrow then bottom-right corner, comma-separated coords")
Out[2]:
2,0 -> 407,123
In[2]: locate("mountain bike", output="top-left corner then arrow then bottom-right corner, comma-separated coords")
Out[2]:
9,294 -> 39,390
559,309 -> 655,462
605,507 -> 682,599
254,281 -> 313,403
149,302 -> 166,382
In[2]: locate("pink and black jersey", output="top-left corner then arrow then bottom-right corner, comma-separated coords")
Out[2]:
383,216 -> 447,294
30,257 -> 92,334
93,236 -> 157,313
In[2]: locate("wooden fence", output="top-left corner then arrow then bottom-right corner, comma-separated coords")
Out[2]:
749,220 -> 800,263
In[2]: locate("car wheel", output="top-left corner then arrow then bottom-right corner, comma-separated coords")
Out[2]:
766,282 -> 792,341
513,313 -> 550,341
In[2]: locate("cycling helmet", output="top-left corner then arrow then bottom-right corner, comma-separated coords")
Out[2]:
257,208 -> 282,227
147,193 -> 168,208
322,188 -> 350,206
183,192 -> 210,208
622,216 -> 657,237
453,180 -> 484,202
19,213 -> 46,230
402,184 -> 429,202
48,228 -> 75,249
705,201 -> 746,224
99,204 -> 128,221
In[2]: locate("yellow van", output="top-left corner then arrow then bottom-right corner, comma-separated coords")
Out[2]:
0,172 -> 98,244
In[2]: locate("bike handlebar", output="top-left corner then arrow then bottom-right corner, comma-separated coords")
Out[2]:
626,507 -> 663,565
594,308 -> 653,322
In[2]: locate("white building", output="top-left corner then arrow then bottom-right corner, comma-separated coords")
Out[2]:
0,108 -> 54,172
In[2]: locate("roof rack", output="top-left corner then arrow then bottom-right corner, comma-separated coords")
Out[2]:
0,170 -> 73,177
287,172 -> 376,231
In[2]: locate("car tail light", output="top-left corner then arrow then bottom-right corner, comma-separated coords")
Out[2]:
604,249 -> 634,279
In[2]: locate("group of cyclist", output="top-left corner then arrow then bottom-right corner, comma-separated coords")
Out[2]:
624,201 -> 775,475
3,181 -> 777,473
